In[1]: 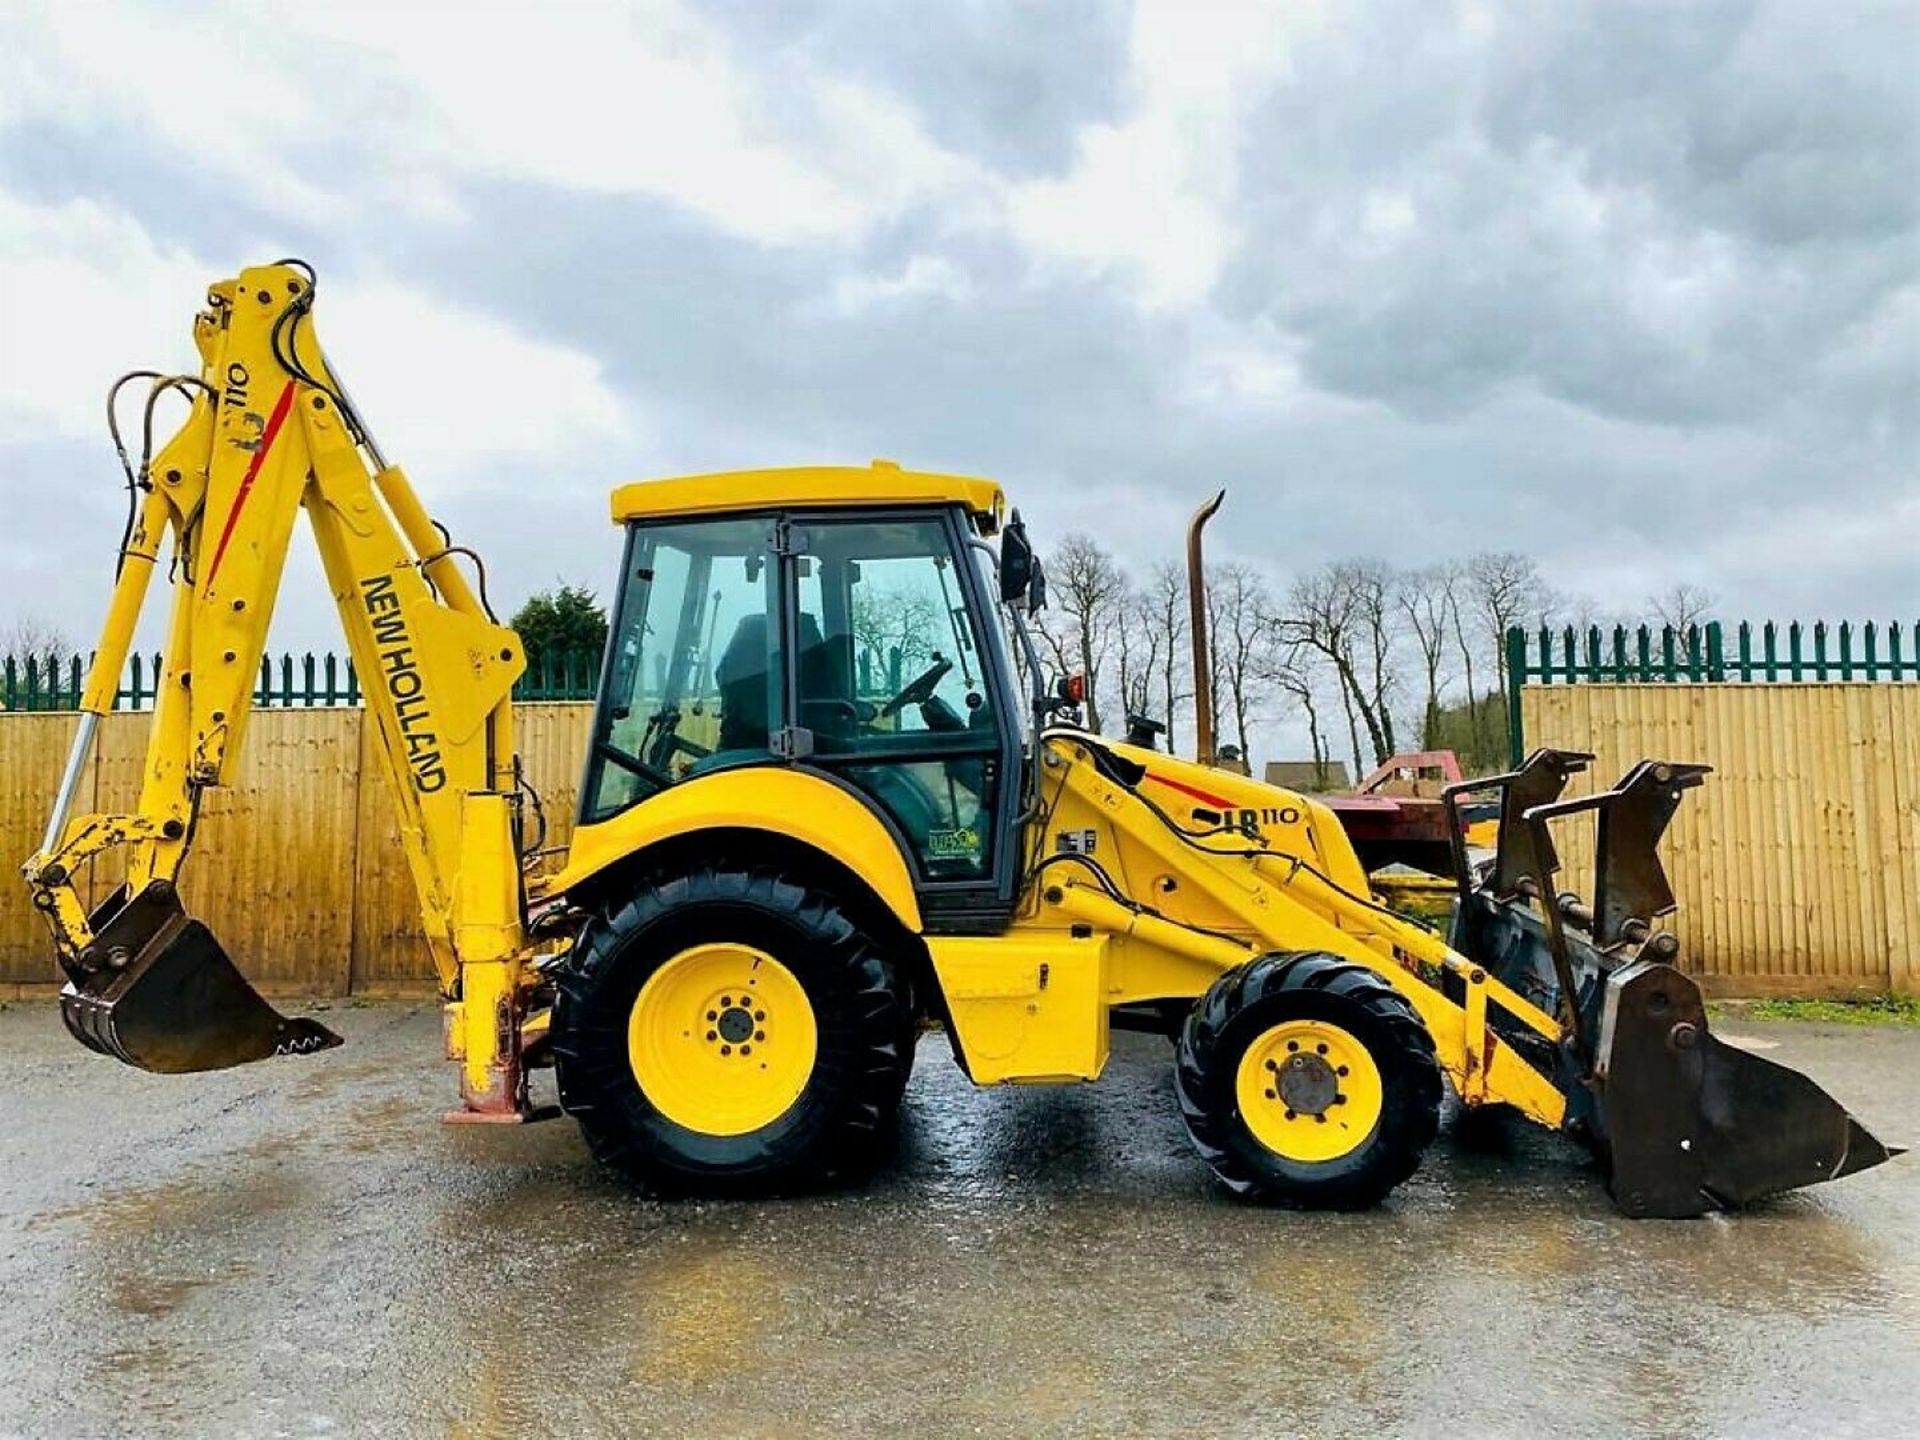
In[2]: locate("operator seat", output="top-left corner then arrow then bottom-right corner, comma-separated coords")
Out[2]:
713,613 -> 773,755
711,612 -> 848,756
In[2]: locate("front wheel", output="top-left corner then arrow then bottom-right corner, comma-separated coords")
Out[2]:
1176,952 -> 1441,1210
551,866 -> 914,1196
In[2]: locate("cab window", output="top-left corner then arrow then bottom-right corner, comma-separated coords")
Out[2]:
582,517 -> 776,822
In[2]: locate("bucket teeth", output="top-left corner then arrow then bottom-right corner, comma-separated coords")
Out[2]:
61,882 -> 342,1074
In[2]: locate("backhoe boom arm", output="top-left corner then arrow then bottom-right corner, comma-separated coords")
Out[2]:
24,262 -> 536,1114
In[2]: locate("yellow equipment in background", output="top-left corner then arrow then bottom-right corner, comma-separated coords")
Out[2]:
23,262 -> 1897,1215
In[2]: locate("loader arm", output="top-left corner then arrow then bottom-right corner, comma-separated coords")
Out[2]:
23,261 -> 537,1116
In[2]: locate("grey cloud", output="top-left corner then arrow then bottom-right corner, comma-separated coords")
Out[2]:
1,0 -> 1913,664
708,0 -> 1132,177
1224,0 -> 1917,452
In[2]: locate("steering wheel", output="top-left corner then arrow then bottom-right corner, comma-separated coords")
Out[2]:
880,655 -> 953,718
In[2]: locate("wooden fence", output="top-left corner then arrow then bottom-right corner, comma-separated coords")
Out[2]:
4,685 -> 1915,1000
0,704 -> 595,997
1522,684 -> 1920,997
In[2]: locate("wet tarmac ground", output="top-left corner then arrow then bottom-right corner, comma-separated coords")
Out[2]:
1,1001 -> 1915,1439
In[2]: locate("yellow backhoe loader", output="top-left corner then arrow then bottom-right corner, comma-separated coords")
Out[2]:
22,262 -> 1897,1216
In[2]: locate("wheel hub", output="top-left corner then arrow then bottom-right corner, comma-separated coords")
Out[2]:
1235,1018 -> 1384,1162
628,943 -> 817,1135
1275,1051 -> 1340,1116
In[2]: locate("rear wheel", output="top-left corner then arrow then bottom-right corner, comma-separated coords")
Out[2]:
1176,952 -> 1441,1210
552,865 -> 913,1195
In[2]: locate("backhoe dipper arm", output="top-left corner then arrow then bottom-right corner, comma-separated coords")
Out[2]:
24,262 -> 535,1115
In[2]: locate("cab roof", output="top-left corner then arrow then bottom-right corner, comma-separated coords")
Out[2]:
610,460 -> 1004,533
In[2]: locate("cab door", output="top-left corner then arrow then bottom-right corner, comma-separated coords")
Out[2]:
786,508 -> 1022,929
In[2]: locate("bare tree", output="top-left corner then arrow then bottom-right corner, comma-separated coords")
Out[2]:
850,586 -> 941,696
1207,561 -> 1274,763
1465,551 -> 1549,693
1,615 -> 73,661
1144,561 -> 1189,753
1646,582 -> 1718,666
1279,560 -> 1401,772
1396,566 -> 1452,749
1440,563 -> 1489,759
1259,631 -> 1336,789
1648,582 -> 1716,633
1111,578 -> 1158,729
1033,533 -> 1127,734
1353,560 -> 1400,760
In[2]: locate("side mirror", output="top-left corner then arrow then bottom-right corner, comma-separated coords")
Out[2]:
999,510 -> 1035,606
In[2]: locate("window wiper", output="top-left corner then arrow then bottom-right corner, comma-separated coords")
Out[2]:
934,557 -> 977,689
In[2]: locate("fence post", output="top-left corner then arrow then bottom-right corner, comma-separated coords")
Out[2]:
1505,626 -> 1528,767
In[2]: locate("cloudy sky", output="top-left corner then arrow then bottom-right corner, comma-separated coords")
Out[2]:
1,0 -> 1914,673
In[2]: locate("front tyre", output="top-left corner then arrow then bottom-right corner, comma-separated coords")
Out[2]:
1176,952 -> 1441,1210
552,866 -> 913,1196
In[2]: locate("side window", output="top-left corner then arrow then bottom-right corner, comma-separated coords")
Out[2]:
794,517 -> 1001,880
583,518 -> 777,821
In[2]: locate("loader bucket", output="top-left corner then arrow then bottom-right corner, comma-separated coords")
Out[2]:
1594,959 -> 1898,1217
60,882 -> 341,1074
1447,749 -> 1900,1217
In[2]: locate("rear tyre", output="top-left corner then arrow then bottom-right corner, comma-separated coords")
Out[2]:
552,865 -> 913,1196
1176,952 -> 1441,1210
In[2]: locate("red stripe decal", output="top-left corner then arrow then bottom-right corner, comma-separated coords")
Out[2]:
203,380 -> 298,588
1145,771 -> 1233,810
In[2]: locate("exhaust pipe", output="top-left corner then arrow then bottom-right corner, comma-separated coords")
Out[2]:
1186,490 -> 1225,766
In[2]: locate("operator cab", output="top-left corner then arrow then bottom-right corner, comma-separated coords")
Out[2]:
583,467 -> 1025,924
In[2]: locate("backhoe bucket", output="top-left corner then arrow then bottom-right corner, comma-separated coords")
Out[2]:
1448,749 -> 1899,1217
1594,960 -> 1898,1217
60,882 -> 341,1074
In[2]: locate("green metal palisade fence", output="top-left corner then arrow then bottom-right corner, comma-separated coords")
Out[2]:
0,649 -> 607,712
1505,620 -> 1920,765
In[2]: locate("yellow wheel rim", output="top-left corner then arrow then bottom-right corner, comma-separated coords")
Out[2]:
1235,1018 -> 1384,1163
627,943 -> 818,1136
